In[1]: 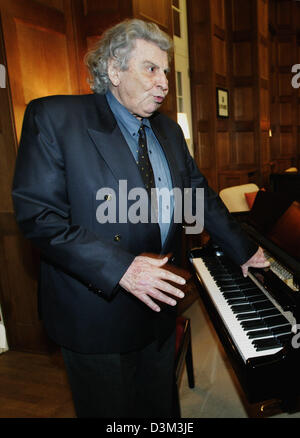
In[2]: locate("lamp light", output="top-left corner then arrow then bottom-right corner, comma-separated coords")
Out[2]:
177,112 -> 191,140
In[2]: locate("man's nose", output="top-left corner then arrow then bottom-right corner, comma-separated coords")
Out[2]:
157,71 -> 169,92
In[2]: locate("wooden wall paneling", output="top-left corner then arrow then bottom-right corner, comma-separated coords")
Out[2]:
132,0 -> 171,29
213,0 -> 230,187
211,0 -> 231,180
0,20 -> 16,213
1,0 -> 80,141
225,0 -> 235,170
218,167 -> 258,192
234,87 -> 254,121
0,7 -> 59,352
292,3 -> 300,171
252,0 -> 262,184
216,131 -> 230,168
276,0 -> 292,31
256,0 -> 270,186
0,13 -> 20,350
188,0 -> 266,192
228,0 -> 271,188
131,0 -> 176,122
0,0 -> 83,352
230,0 -> 258,182
0,232 -> 53,352
268,0 -> 298,173
297,3 -> 300,169
260,3 -> 271,176
187,0 -> 217,189
187,0 -> 230,191
72,0 -> 133,94
269,1 -> 279,170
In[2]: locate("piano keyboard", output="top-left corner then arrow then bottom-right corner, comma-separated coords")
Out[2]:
192,254 -> 294,363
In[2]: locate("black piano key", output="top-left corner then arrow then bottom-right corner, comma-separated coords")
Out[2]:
257,308 -> 281,318
236,281 -> 255,287
251,301 -> 275,311
227,297 -> 250,305
226,291 -> 261,299
264,315 -> 289,328
246,296 -> 268,304
220,281 -> 251,288
247,329 -> 273,339
220,286 -> 240,292
239,290 -> 264,298
276,334 -> 293,343
216,282 -> 237,288
231,304 -> 254,313
241,319 -> 267,330
228,296 -> 267,306
271,324 -> 291,335
229,297 -> 267,306
236,311 -> 258,320
252,338 -> 282,351
215,276 -> 235,281
205,266 -> 225,273
226,294 -> 267,306
237,308 -> 281,321
223,291 -> 244,299
238,285 -> 262,292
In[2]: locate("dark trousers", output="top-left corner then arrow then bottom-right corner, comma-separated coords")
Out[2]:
61,330 -> 176,418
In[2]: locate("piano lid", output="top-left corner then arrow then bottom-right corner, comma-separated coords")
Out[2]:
246,190 -> 294,235
243,190 -> 300,275
268,201 -> 300,261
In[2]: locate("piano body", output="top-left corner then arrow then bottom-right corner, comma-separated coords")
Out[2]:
189,190 -> 300,408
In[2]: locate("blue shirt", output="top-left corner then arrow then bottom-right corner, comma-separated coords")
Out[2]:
106,91 -> 173,246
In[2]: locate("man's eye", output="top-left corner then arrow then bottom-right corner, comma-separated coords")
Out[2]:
148,66 -> 155,72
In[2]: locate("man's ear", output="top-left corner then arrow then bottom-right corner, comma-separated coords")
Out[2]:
107,58 -> 120,87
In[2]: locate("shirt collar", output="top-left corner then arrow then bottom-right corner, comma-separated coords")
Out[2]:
106,90 -> 150,135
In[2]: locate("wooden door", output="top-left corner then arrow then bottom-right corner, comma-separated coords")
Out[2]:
133,0 -> 177,121
0,0 -> 80,352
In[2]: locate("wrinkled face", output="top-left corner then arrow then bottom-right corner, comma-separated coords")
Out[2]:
108,39 -> 169,119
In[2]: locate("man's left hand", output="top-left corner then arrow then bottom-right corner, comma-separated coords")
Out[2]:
241,247 -> 270,277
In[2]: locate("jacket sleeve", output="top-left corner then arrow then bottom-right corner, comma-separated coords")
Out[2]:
181,133 -> 258,265
12,99 -> 135,298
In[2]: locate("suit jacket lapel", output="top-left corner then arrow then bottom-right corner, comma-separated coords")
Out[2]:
87,94 -> 145,192
87,127 -> 146,192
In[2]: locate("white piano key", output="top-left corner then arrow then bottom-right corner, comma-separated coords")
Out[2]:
192,257 -> 286,363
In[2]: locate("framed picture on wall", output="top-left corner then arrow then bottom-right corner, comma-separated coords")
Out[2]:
216,87 -> 229,118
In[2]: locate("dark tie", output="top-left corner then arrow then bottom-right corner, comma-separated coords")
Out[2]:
137,124 -> 155,195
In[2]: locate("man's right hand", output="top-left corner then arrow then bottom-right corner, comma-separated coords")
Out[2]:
119,255 -> 186,312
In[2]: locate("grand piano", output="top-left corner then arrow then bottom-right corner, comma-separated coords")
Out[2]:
189,190 -> 300,411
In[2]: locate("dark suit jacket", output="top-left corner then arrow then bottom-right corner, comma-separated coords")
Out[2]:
12,93 -> 258,353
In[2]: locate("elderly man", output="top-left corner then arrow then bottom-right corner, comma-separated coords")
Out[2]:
12,19 -> 268,418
